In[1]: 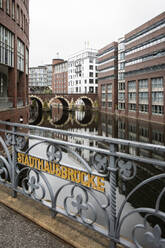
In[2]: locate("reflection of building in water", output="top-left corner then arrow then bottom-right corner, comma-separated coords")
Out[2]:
67,128 -> 98,162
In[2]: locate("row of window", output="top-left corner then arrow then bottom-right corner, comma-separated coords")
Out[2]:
126,50 -> 165,66
68,79 -> 98,86
128,104 -> 164,114
0,0 -> 29,37
127,77 -> 163,90
126,35 -> 165,55
125,21 -> 165,45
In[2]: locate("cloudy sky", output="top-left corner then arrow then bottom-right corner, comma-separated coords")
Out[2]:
29,0 -> 165,67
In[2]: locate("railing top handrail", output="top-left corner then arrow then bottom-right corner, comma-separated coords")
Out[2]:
0,120 -> 165,152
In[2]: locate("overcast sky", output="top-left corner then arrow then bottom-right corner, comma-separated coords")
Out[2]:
29,0 -> 165,67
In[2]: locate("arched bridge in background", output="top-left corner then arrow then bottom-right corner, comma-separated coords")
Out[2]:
29,93 -> 98,112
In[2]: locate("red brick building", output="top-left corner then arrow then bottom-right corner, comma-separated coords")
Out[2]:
97,42 -> 118,113
0,0 -> 29,123
52,59 -> 68,94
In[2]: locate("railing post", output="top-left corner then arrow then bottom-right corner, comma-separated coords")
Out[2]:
12,126 -> 17,198
109,143 -> 117,248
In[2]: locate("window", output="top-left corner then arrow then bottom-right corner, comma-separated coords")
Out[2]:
152,92 -> 163,102
0,25 -> 14,67
0,0 -> 2,8
101,85 -> 106,92
26,48 -> 29,75
89,79 -> 93,84
108,102 -> 112,108
89,72 -> 93,77
17,5 -> 20,24
107,84 -> 112,91
119,62 -> 125,70
128,80 -> 136,90
12,0 -> 15,19
119,52 -> 125,60
152,105 -> 164,115
6,0 -> 10,14
139,104 -> 148,112
128,104 -> 136,111
118,72 -> 125,80
128,92 -> 136,101
118,103 -> 125,110
89,87 -> 94,93
151,77 -> 163,88
89,65 -> 93,70
139,79 -> 148,89
119,82 -> 125,90
17,39 -> 24,72
118,93 -> 125,101
139,92 -> 148,101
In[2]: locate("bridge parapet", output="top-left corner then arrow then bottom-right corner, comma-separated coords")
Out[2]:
29,93 -> 98,110
0,120 -> 165,248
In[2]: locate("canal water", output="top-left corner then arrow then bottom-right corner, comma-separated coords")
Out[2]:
29,108 -> 165,247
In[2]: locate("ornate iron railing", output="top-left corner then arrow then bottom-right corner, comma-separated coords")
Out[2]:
0,120 -> 165,248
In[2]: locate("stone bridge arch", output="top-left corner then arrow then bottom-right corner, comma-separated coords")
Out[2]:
29,95 -> 44,124
75,96 -> 94,109
30,95 -> 44,109
49,96 -> 70,110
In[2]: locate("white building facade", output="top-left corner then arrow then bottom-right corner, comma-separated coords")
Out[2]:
68,49 -> 98,94
29,64 -> 53,93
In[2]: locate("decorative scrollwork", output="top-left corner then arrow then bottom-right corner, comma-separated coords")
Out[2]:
64,186 -> 97,225
5,133 -> 26,150
15,136 -> 26,150
5,133 -> 12,146
118,159 -> 136,181
144,225 -> 165,247
46,144 -> 62,163
22,170 -> 45,201
0,161 -> 8,182
92,153 -> 109,174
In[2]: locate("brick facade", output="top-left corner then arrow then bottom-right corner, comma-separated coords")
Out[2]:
0,0 -> 29,124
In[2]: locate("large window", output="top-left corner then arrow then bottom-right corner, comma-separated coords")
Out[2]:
6,0 -> 10,14
128,80 -> 136,90
26,48 -> 29,75
0,25 -> 14,67
152,105 -> 164,115
139,79 -> 148,89
151,77 -> 163,89
12,0 -> 15,19
139,104 -> 148,113
0,0 -> 2,8
17,39 -> 24,72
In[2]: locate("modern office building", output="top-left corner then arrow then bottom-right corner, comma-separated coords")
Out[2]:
0,0 -> 29,123
52,59 -> 68,94
118,12 -> 165,123
29,64 -> 53,93
98,12 -> 165,123
68,48 -> 98,94
97,42 -> 118,113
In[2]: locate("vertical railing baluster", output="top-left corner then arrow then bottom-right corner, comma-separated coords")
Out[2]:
12,126 -> 17,198
109,143 -> 117,248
